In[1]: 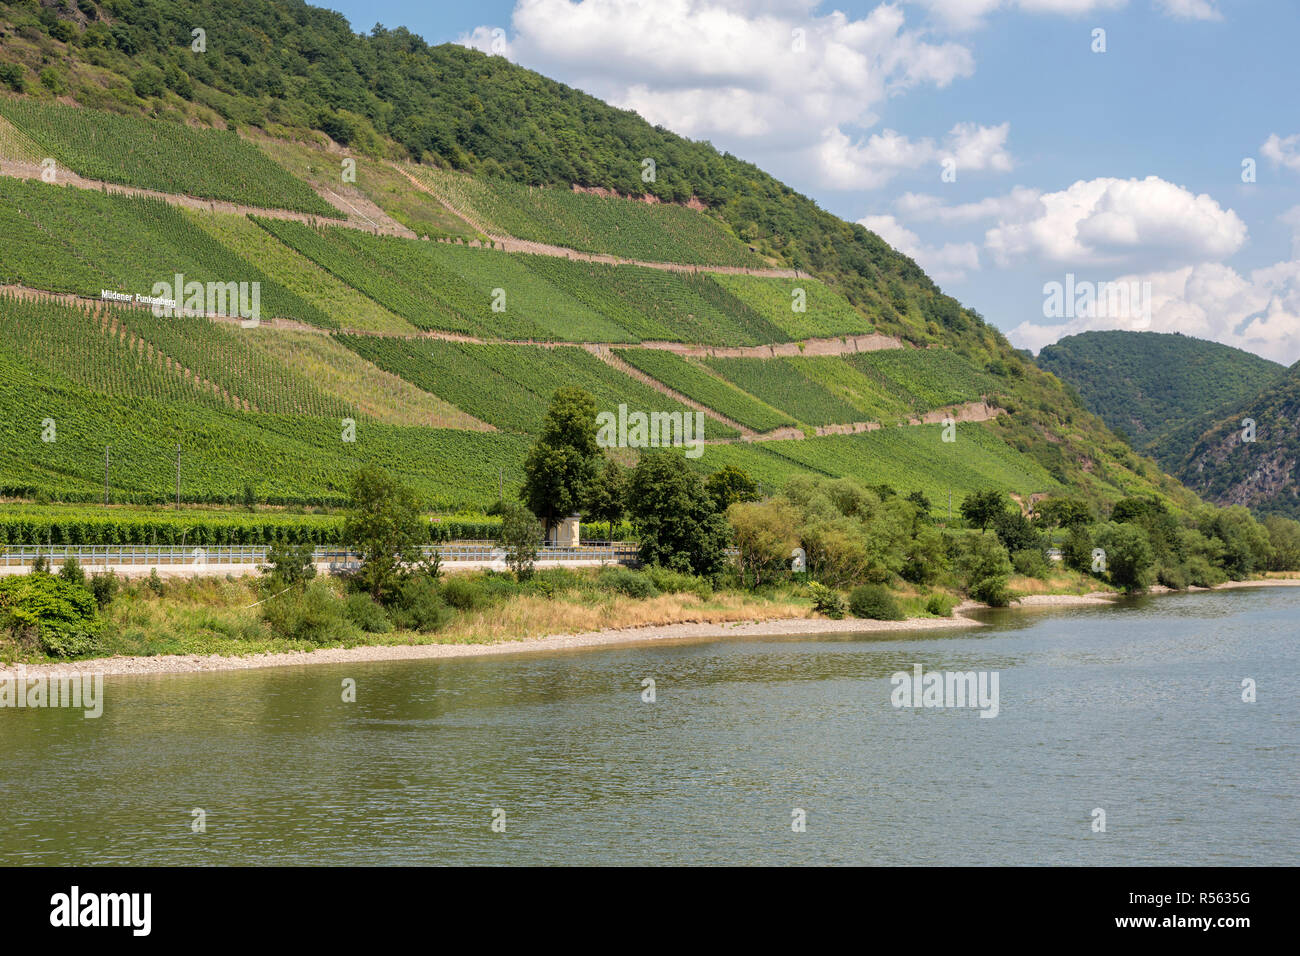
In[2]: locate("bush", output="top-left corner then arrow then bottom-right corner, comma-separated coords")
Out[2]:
597,566 -> 660,599
807,582 -> 845,619
848,584 -> 904,620
388,575 -> 453,633
644,564 -> 713,599
0,574 -> 103,657
146,568 -> 164,595
344,592 -> 391,633
969,576 -> 1014,607
89,571 -> 119,609
0,63 -> 25,93
1011,548 -> 1049,578
260,579 -> 356,645
58,557 -> 86,588
924,593 -> 957,617
440,575 -> 487,611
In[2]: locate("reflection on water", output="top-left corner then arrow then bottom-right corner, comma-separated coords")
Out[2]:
1,587 -> 1296,865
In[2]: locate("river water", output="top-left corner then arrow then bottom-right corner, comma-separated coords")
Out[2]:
1,587 -> 1296,865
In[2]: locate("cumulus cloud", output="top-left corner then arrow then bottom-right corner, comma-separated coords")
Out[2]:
457,24 -> 513,58
895,185 -> 1043,224
467,1 -> 991,190
984,176 -> 1247,268
858,213 -> 981,282
817,121 -> 1012,189
1155,0 -> 1221,21
916,1 -> 1218,31
1261,133 -> 1300,173
1009,259 -> 1300,364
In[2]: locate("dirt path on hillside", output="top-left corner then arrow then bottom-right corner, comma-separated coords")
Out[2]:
0,159 -> 415,236
394,164 -> 806,279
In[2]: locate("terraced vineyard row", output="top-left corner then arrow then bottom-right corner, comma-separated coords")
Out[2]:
703,357 -> 866,426
407,165 -> 764,267
0,341 -> 532,509
687,425 -> 1063,504
337,336 -> 739,439
710,274 -> 874,340
614,349 -> 795,432
0,98 -> 340,216
845,349 -> 1001,409
0,178 -> 335,327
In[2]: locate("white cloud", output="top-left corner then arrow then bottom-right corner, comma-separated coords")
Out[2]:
1155,0 -> 1221,21
1009,259 -> 1300,364
816,121 -> 1012,189
471,1 -> 990,190
895,185 -> 1043,224
457,25 -> 513,58
1261,133 -> 1300,173
985,176 -> 1247,268
858,213 -> 981,282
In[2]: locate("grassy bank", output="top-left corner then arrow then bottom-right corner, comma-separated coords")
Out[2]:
0,562 -> 1130,666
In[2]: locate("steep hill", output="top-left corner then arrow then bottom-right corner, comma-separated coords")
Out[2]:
0,0 -> 1196,515
1153,363 -> 1300,520
1037,331 -> 1286,456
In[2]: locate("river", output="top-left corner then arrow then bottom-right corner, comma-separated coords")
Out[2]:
1,587 -> 1295,865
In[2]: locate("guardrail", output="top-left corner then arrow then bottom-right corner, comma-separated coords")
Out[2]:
0,542 -> 642,569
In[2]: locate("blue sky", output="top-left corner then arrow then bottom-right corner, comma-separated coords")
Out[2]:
326,1 -> 1300,363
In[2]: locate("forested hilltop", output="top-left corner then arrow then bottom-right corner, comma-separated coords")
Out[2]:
0,0 -> 1188,510
1037,331 -> 1286,457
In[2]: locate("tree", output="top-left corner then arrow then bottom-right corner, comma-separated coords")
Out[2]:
705,465 -> 760,513
960,489 -> 1010,533
341,467 -> 426,602
955,533 -> 1014,606
522,388 -> 600,538
1035,496 -> 1092,530
499,502 -> 543,580
261,541 -> 317,589
727,499 -> 799,587
993,508 -> 1040,554
242,482 -> 258,512
627,452 -> 729,577
1094,522 -> 1156,593
585,458 -> 626,541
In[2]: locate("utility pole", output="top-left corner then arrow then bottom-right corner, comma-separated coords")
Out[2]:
175,445 -> 181,510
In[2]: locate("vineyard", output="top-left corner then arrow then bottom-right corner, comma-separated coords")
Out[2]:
336,337 -> 738,439
703,357 -> 867,426
0,506 -> 501,547
844,349 -> 1001,409
709,274 -> 873,340
0,97 -> 340,216
0,178 -> 334,327
757,425 -> 1065,504
0,338 -> 532,510
614,349 -> 795,432
406,165 -> 764,267
187,211 -> 417,334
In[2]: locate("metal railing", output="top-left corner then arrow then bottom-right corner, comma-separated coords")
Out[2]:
0,542 -> 642,569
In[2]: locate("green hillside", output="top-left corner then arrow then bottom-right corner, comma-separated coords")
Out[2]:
0,0 -> 1204,523
1154,363 -> 1300,520
1037,331 -> 1285,456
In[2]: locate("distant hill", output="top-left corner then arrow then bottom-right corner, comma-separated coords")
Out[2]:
1038,331 -> 1285,456
1153,363 -> 1300,520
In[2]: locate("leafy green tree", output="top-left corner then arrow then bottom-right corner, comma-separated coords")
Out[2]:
960,489 -> 1010,533
261,541 -> 317,589
705,465 -> 760,513
1094,522 -> 1156,593
627,452 -> 729,577
1062,524 -> 1094,573
342,467 -> 426,602
522,388 -> 600,538
1264,515 -> 1300,571
584,458 -> 626,542
727,499 -> 799,587
499,502 -> 543,580
955,533 -> 1014,606
993,508 -> 1040,554
1035,496 -> 1093,530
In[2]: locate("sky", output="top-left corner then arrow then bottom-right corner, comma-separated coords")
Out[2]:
325,0 -> 1300,365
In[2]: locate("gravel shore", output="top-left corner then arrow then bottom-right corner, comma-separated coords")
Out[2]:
3,581 -> 1293,680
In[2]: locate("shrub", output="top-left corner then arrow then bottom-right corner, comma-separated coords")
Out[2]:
1011,548 -> 1049,579
0,574 -> 102,657
848,584 -> 904,620
440,575 -> 487,611
597,566 -> 660,599
645,564 -> 713,599
260,579 -> 356,645
969,576 -> 1014,607
146,568 -> 164,595
89,571 -> 119,609
344,592 -> 391,633
807,581 -> 846,618
924,593 -> 957,617
388,575 -> 453,633
58,557 -> 86,588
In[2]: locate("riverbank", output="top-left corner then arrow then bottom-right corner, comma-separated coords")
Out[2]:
4,576 -> 1295,680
